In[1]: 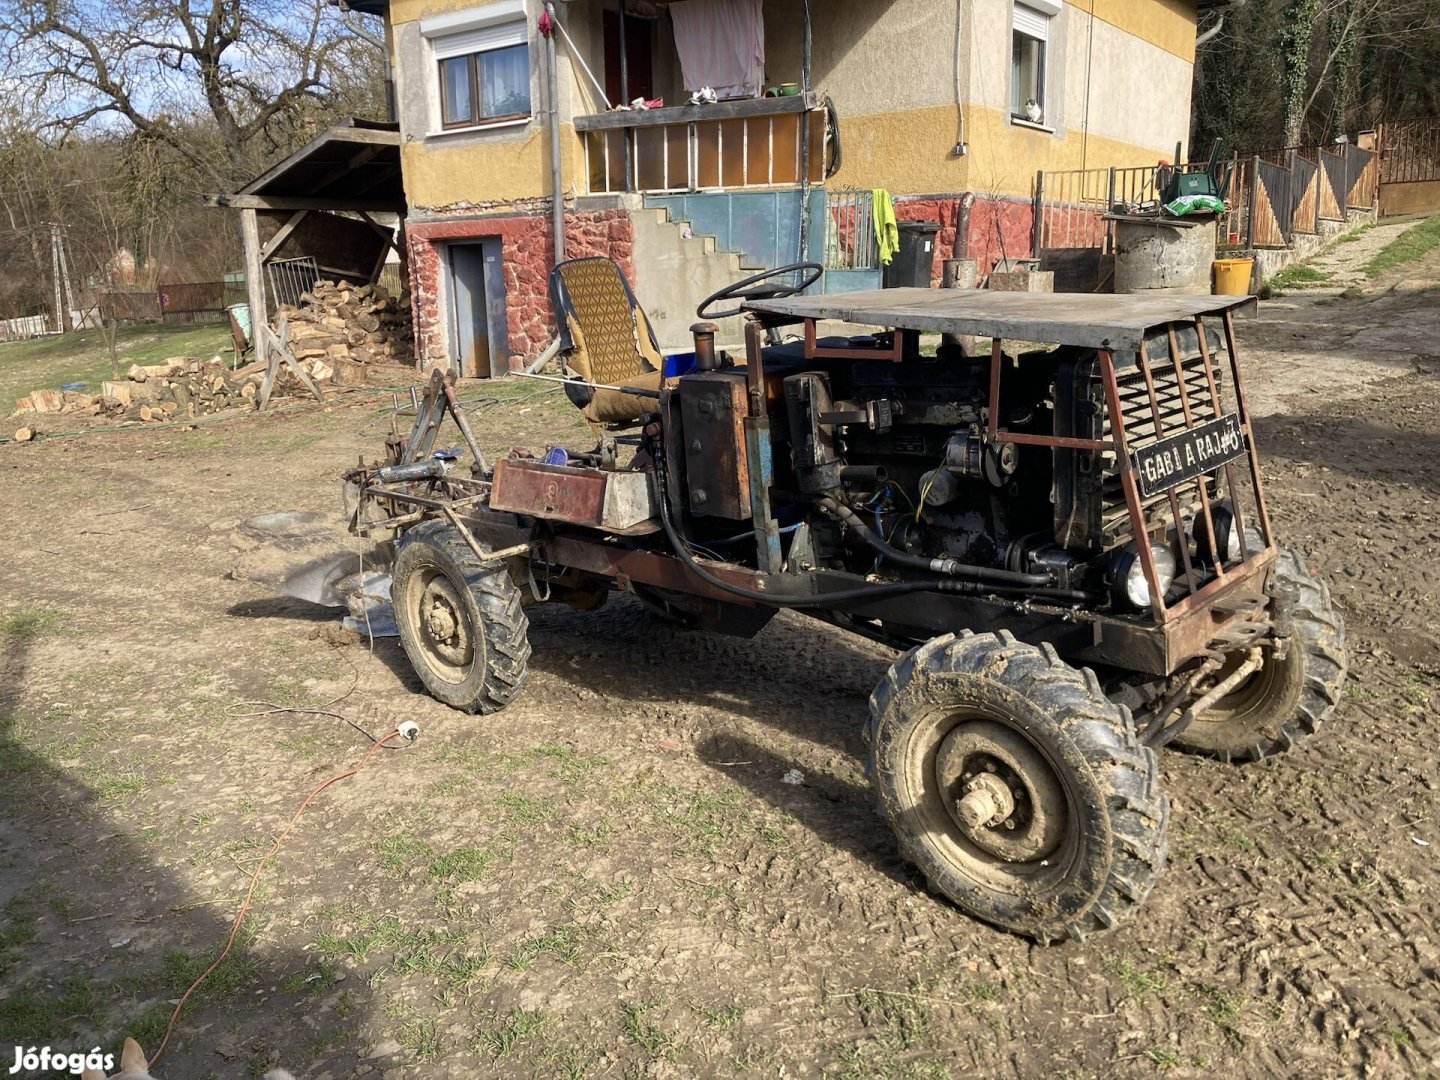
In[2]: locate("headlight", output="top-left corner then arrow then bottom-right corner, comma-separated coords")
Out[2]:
1112,542 -> 1176,609
1194,502 -> 1242,565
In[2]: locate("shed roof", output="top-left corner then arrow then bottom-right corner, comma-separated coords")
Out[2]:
221,118 -> 403,211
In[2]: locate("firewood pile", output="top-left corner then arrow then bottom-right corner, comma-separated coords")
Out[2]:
275,279 -> 414,386
13,357 -> 271,428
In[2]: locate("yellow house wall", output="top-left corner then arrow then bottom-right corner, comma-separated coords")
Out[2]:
390,0 -> 1198,209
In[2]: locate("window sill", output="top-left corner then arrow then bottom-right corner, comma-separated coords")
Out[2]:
426,116 -> 531,139
1009,116 -> 1055,134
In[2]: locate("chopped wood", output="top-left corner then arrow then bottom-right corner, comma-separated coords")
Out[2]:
14,426 -> 32,442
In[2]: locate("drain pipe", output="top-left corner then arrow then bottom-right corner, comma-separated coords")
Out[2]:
543,3 -> 566,263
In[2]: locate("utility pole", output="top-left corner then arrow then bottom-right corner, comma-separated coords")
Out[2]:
57,225 -> 77,331
50,224 -> 64,334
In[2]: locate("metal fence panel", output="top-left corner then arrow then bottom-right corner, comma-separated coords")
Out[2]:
1379,118 -> 1440,184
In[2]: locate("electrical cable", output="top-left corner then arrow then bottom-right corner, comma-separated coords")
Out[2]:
146,726 -> 414,1069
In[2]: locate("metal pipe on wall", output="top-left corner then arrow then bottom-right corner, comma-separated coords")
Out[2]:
544,3 -> 566,264
798,0 -> 813,265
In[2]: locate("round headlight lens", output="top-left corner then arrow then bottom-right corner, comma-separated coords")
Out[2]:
1120,542 -> 1177,608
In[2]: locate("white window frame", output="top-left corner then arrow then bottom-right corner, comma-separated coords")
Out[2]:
421,1 -> 534,136
1011,0 -> 1058,132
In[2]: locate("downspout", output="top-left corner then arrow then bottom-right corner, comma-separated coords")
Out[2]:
1195,13 -> 1225,48
798,0 -> 813,265
543,3 -> 566,263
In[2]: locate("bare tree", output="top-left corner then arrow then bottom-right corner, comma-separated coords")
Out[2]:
1,0 -> 385,186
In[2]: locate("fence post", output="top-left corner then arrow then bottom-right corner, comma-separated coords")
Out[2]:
1105,167 -> 1117,252
1031,169 -> 1044,259
1247,155 -> 1260,249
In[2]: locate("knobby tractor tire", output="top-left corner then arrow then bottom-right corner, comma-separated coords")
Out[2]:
1171,548 -> 1346,763
392,520 -> 531,714
868,630 -> 1168,942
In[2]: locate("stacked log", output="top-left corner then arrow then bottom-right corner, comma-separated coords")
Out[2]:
275,279 -> 413,385
13,356 -> 270,423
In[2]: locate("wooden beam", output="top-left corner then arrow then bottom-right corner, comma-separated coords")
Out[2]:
302,143 -> 386,198
357,211 -> 403,256
259,210 -> 309,261
239,208 -> 269,371
205,194 -> 406,212
235,126 -> 401,197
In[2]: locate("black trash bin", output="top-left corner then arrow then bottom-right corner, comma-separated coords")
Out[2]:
883,220 -> 941,289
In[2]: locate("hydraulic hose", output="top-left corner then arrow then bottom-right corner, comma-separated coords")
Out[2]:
655,460 -> 1092,608
820,498 -> 1053,587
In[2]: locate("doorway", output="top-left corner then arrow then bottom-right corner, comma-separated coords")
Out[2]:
448,239 -> 507,378
603,9 -> 654,105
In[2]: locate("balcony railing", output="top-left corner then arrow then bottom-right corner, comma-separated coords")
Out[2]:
576,94 -> 825,195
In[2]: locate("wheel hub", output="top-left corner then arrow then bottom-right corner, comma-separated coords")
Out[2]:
935,721 -> 1067,863
417,576 -> 472,669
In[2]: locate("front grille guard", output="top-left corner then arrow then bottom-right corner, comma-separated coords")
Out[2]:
986,309 -> 1275,626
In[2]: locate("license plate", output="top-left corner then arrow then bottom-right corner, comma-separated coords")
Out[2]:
1131,413 -> 1246,497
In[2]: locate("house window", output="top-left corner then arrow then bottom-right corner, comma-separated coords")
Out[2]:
1011,3 -> 1050,126
424,2 -> 532,132
438,44 -> 531,127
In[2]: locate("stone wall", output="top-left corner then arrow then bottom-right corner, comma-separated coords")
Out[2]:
892,193 -> 1037,283
405,206 -> 634,369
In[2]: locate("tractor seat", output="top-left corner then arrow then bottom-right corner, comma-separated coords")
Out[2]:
548,257 -> 665,428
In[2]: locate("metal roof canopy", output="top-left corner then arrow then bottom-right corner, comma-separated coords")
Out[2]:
743,289 -> 1257,353
207,119 -> 403,213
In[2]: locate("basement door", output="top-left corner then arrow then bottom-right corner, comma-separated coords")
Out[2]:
448,239 -> 508,378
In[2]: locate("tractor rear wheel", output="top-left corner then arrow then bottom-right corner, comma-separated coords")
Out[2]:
1171,548 -> 1345,763
392,520 -> 530,714
868,631 -> 1167,942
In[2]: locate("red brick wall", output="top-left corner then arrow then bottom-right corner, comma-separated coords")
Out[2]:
889,194 -> 1039,282
405,207 -> 634,369
964,196 -> 1035,277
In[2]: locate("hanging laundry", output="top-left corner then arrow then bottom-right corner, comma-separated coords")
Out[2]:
669,0 -> 764,99
872,189 -> 900,266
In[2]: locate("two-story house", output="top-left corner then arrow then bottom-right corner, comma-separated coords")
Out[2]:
345,0 -> 1209,375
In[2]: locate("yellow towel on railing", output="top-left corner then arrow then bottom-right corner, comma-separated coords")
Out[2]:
872,188 -> 899,266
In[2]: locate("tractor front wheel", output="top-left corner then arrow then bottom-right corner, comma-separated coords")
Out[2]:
392,520 -> 530,714
1171,548 -> 1346,763
868,631 -> 1168,942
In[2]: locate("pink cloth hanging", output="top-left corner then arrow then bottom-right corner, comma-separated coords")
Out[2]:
669,0 -> 765,99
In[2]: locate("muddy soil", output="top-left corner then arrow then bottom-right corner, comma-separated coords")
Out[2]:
1,288 -> 1438,1079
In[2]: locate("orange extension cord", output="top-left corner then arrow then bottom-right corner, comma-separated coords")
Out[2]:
148,728 -> 408,1069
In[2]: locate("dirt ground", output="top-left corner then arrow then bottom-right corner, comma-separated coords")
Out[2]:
2,245 -> 1439,1079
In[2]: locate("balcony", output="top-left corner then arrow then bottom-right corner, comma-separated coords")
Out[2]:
576,93 -> 826,195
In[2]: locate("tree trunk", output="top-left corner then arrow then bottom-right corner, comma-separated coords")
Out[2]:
1281,0 -> 1322,146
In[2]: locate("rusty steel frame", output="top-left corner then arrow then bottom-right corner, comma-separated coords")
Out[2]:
802,319 -> 905,361
980,318 -> 1277,630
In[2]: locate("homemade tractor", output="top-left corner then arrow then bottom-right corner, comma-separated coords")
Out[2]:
345,259 -> 1346,942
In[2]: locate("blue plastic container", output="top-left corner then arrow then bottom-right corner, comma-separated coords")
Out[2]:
662,352 -> 697,378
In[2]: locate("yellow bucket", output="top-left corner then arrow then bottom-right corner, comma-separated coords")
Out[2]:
1213,258 -> 1254,295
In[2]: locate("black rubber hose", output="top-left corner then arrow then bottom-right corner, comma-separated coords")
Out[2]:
658,474 -> 947,608
820,498 -> 1053,587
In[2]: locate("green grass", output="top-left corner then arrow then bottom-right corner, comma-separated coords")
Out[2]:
1268,262 -> 1331,290
0,605 -> 70,640
0,322 -> 231,408
478,1008 -> 548,1059
1365,215 -> 1440,278
621,1000 -> 680,1061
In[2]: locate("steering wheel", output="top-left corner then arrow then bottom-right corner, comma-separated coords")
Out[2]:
697,262 -> 824,320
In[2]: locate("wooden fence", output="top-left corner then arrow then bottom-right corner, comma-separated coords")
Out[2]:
1234,142 -> 1376,248
99,281 -> 243,325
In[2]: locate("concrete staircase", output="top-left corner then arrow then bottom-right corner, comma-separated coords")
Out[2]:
628,205 -> 758,352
